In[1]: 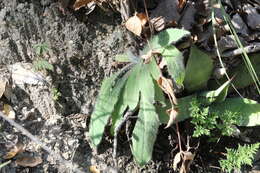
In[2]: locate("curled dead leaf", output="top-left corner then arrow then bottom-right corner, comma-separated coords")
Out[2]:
136,13 -> 148,26
178,0 -> 186,11
16,156 -> 42,167
180,151 -> 195,173
89,165 -> 101,173
125,13 -> 148,36
157,76 -> 178,105
4,142 -> 25,159
173,152 -> 181,170
165,108 -> 178,128
183,151 -> 195,161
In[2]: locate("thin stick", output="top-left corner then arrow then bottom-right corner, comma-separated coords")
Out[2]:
175,122 -> 182,152
0,112 -> 85,173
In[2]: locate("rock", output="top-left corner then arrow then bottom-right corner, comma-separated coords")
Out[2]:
244,4 -> 260,30
231,14 -> 249,36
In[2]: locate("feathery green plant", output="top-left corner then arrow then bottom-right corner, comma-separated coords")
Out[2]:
33,43 -> 54,71
220,143 -> 260,173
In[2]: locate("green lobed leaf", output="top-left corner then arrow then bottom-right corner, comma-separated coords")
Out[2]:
143,29 -> 190,53
110,90 -> 128,136
161,45 -> 185,86
184,46 -> 213,92
147,56 -> 161,80
110,63 -> 144,135
89,72 -> 129,148
132,65 -> 160,166
123,63 -> 142,110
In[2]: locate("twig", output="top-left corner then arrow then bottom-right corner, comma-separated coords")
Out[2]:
113,110 -> 136,162
176,122 -> 182,152
0,112 -> 85,173
221,43 -> 260,58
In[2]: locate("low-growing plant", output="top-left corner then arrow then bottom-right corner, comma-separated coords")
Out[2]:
52,87 -> 61,101
33,43 -> 49,56
190,98 -> 218,137
33,43 -> 54,71
89,28 -> 190,165
220,143 -> 260,173
190,98 -> 243,137
89,28 -> 260,167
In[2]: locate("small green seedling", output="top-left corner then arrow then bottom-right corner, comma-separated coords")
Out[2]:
33,43 -> 54,71
52,88 -> 61,101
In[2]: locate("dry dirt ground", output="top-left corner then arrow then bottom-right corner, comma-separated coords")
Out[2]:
0,0 -> 260,173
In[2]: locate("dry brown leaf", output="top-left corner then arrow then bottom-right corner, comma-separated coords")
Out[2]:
125,13 -> 147,36
16,156 -> 42,167
183,151 -> 195,161
173,152 -> 181,170
136,13 -> 148,26
157,76 -> 178,105
180,151 -> 195,173
178,0 -> 186,10
165,108 -> 178,128
4,142 -> 24,159
2,104 -> 16,120
73,0 -> 94,10
89,165 -> 101,173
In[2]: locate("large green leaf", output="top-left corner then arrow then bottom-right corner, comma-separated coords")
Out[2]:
148,29 -> 190,51
132,66 -> 160,166
160,95 -> 260,127
184,46 -> 213,92
158,94 -> 196,124
210,98 -> 260,127
142,29 -> 190,54
110,91 -> 128,136
147,56 -> 161,80
123,63 -> 142,110
161,45 -> 185,85
159,81 -> 230,124
89,72 -> 128,147
160,94 -> 260,127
